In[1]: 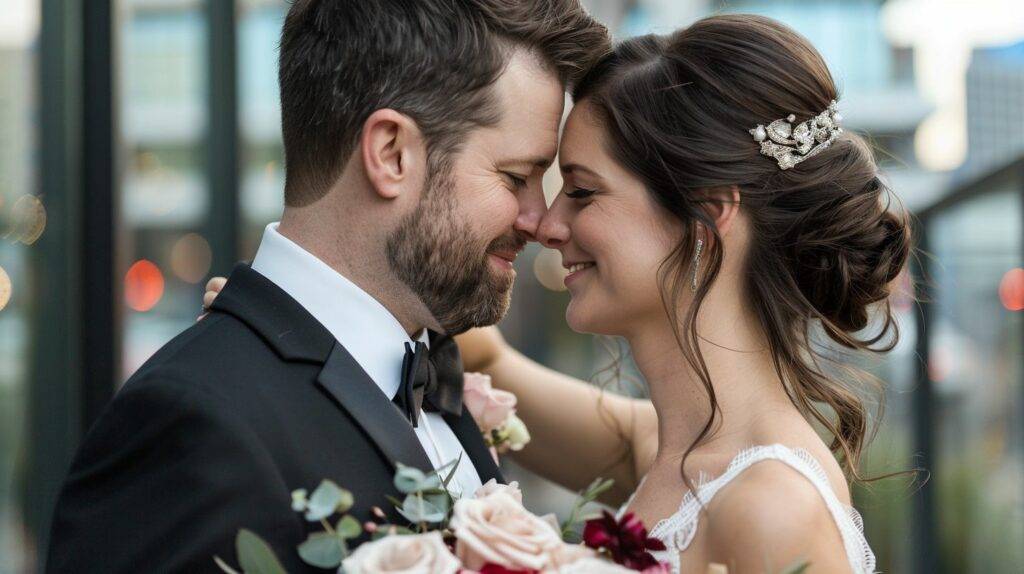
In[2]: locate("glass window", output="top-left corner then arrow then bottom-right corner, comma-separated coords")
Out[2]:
239,0 -> 287,258
927,185 -> 1023,572
0,1 -> 40,569
119,0 -> 210,381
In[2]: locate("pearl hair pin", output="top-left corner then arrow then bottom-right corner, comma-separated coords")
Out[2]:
749,100 -> 843,170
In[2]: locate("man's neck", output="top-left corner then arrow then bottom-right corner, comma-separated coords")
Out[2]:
277,212 -> 436,338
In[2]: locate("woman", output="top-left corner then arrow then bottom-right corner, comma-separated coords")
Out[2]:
207,15 -> 909,573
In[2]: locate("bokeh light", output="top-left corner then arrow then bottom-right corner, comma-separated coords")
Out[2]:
533,247 -> 568,292
998,268 -> 1024,311
9,194 -> 46,245
170,233 -> 213,284
0,265 -> 11,312
124,260 -> 165,312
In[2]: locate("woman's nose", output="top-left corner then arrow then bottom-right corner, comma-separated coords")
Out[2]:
537,197 -> 571,249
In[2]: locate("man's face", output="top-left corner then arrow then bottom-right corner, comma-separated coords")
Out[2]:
386,51 -> 565,335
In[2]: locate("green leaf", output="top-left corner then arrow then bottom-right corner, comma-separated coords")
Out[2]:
439,454 -> 463,491
236,529 -> 288,574
394,464 -> 428,494
336,515 -> 362,539
397,493 -> 447,523
304,480 -> 352,521
560,478 -> 616,539
779,560 -> 811,574
297,532 -> 346,569
371,524 -> 416,540
335,489 -> 355,514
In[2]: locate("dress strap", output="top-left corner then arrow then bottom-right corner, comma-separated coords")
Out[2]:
647,444 -> 876,574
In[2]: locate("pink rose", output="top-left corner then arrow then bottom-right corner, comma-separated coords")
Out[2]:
450,491 -> 565,571
341,531 -> 461,574
463,373 -> 517,432
474,479 -> 523,504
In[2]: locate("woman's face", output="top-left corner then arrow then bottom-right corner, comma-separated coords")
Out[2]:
538,100 -> 685,336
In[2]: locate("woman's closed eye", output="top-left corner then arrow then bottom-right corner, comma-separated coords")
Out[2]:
565,187 -> 597,200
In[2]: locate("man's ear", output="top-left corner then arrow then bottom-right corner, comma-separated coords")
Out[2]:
360,109 -> 426,200
701,185 -> 742,237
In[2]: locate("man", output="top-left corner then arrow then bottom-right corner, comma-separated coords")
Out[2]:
45,1 -> 608,571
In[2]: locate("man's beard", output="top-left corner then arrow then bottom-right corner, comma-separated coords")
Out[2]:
385,167 -> 523,335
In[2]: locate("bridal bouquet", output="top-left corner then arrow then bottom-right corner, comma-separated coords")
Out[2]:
215,465 -> 667,574
214,372 -> 668,573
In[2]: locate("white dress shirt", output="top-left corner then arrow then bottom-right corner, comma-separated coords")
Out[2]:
251,222 -> 483,497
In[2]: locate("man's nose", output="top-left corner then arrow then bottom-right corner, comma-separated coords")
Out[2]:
512,182 -> 549,242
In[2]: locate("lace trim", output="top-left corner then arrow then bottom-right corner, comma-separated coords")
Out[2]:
622,444 -> 876,574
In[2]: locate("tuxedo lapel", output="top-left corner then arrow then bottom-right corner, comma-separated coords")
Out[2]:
317,341 -> 435,473
444,410 -> 504,484
211,263 -> 434,474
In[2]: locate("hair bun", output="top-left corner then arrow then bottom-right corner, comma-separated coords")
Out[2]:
785,137 -> 911,336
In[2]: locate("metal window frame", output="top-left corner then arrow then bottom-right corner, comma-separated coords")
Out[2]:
910,155 -> 1024,574
32,0 -> 240,565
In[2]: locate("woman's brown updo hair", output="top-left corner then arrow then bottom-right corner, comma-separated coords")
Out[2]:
575,14 -> 912,482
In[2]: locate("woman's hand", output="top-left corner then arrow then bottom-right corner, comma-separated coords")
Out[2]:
454,326 -> 508,373
198,276 -> 227,320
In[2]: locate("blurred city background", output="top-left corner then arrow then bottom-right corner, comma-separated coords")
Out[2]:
0,0 -> 1021,572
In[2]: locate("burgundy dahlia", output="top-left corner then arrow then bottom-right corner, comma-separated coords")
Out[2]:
583,511 -> 667,571
474,565 -> 537,574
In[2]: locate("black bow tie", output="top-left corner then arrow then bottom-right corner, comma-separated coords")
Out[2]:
393,332 -> 464,427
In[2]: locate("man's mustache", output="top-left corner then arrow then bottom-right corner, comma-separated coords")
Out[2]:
487,234 -> 527,256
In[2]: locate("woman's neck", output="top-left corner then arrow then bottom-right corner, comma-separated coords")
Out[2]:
626,303 -> 797,466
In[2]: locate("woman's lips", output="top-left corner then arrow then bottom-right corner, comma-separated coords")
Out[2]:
564,262 -> 595,286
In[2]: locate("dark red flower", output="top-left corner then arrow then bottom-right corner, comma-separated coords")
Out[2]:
474,564 -> 537,574
583,511 -> 667,571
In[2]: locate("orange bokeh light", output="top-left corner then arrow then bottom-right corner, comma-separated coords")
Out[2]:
999,268 -> 1024,312
125,259 -> 165,312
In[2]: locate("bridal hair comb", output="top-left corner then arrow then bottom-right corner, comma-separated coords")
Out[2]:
749,100 -> 843,170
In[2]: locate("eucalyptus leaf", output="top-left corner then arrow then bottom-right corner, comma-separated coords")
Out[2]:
336,515 -> 362,539
335,489 -> 355,514
297,532 -> 345,569
394,464 -> 428,494
397,493 -> 447,523
236,529 -> 288,574
304,480 -> 352,521
424,492 -> 451,516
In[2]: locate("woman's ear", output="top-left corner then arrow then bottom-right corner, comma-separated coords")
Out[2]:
701,185 -> 742,237
360,109 -> 426,200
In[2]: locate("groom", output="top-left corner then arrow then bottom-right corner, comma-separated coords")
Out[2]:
45,1 -> 608,572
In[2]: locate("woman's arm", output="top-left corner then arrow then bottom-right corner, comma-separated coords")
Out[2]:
457,327 -> 657,505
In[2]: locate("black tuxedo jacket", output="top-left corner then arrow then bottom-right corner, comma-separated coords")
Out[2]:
45,264 -> 503,573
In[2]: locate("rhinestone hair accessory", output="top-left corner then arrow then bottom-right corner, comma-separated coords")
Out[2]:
749,100 -> 843,170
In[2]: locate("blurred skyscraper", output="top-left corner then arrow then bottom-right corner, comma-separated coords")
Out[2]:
963,40 -> 1024,179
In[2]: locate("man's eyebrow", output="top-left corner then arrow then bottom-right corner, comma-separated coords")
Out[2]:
499,156 -> 555,171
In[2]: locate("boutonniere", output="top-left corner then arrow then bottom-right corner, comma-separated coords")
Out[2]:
462,373 -> 530,460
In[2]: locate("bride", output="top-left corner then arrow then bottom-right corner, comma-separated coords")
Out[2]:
207,14 -> 909,573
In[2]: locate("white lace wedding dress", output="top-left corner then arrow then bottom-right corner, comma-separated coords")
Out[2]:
619,444 -> 876,574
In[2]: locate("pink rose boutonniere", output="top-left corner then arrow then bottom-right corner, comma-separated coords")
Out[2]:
463,373 -> 531,460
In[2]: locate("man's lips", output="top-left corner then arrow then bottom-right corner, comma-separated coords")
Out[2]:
487,250 -> 520,264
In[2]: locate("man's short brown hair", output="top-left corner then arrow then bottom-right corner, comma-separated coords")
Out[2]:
278,0 -> 610,206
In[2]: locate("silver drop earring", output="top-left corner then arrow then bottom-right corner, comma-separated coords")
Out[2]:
690,238 -> 704,292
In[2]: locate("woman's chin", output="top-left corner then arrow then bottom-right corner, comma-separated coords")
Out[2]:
565,299 -> 616,336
